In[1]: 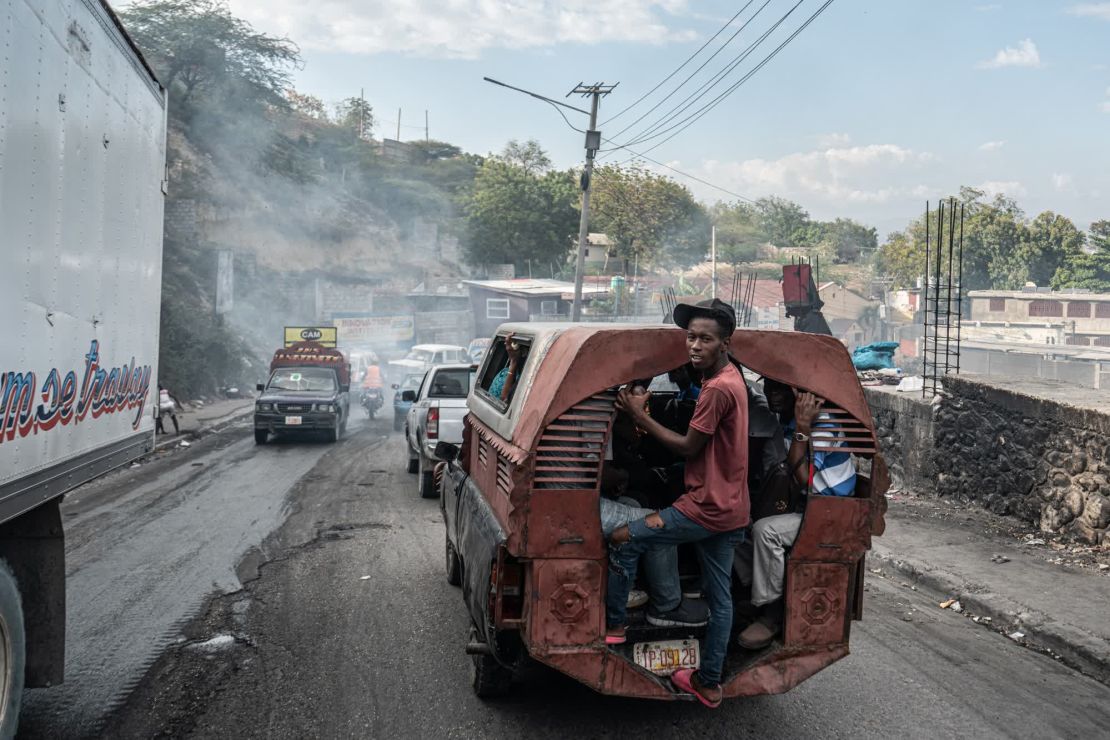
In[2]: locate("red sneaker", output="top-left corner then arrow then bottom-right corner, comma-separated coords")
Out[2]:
671,668 -> 722,708
605,626 -> 627,645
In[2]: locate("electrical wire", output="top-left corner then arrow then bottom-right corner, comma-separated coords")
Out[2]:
610,0 -> 809,154
601,1 -> 758,126
611,0 -> 836,160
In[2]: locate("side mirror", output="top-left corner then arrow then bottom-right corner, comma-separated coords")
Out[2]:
256,383 -> 265,392
434,441 -> 460,463
401,390 -> 417,402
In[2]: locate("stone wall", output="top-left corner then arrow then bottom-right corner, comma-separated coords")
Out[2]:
865,388 -> 936,494
866,376 -> 1110,544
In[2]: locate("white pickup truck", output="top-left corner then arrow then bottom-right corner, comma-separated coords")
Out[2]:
404,364 -> 475,498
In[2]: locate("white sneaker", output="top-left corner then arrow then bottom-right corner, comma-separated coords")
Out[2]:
626,589 -> 649,609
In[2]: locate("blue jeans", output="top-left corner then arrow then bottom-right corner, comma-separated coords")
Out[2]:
599,498 -> 681,613
607,507 -> 747,686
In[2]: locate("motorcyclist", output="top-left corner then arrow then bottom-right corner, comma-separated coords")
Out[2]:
360,364 -> 384,416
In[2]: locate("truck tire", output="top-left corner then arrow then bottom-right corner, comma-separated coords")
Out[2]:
418,455 -> 437,499
0,560 -> 26,740
471,652 -> 513,699
445,534 -> 462,586
407,444 -> 419,474
254,429 -> 268,445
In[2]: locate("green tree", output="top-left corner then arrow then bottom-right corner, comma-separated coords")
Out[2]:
710,201 -> 764,266
463,159 -> 578,269
1052,218 -> 1110,291
121,0 -> 300,112
755,196 -> 811,247
591,165 -> 708,268
1009,211 -> 1084,287
823,218 -> 878,263
499,139 -> 552,174
1088,219 -> 1110,252
334,97 -> 375,140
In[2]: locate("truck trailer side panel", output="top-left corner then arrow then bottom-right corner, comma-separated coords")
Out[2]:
0,0 -> 167,521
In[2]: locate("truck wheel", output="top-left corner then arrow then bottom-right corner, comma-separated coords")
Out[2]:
407,446 -> 419,474
0,560 -> 26,739
418,456 -> 437,499
471,652 -> 513,699
254,430 -> 268,445
445,534 -> 462,586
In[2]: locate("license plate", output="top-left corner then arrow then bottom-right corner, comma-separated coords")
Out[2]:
632,639 -> 700,676
285,416 -> 302,425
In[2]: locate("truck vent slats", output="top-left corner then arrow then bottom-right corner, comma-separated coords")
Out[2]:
533,392 -> 617,490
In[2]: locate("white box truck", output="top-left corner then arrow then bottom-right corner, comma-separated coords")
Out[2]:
0,0 -> 166,733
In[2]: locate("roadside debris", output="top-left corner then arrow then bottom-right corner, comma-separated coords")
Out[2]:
359,575 -> 372,580
990,554 -> 1011,564
1023,538 -> 1046,546
130,462 -> 141,469
1008,631 -> 1025,641
939,598 -> 958,610
179,440 -> 191,448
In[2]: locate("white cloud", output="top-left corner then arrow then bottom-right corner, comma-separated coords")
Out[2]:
1051,173 -> 1074,192
976,180 -> 1026,198
977,38 -> 1042,69
226,0 -> 695,58
815,132 -> 851,148
978,140 -> 1005,151
1100,100 -> 1110,113
691,143 -> 934,206
1067,3 -> 1110,21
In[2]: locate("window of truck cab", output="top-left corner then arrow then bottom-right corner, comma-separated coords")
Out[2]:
476,334 -> 531,412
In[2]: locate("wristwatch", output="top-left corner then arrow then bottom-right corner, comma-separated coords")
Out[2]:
793,431 -> 810,443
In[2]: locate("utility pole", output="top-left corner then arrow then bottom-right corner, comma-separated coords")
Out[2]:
359,88 -> 365,141
711,225 -> 718,299
482,77 -> 618,320
570,82 -> 616,322
425,110 -> 429,142
396,108 -> 401,141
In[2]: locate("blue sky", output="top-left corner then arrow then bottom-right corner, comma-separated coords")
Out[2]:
225,0 -> 1110,237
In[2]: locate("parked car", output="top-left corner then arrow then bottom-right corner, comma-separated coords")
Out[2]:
467,337 -> 492,364
392,373 -> 423,431
435,323 -> 889,700
403,364 -> 476,498
387,344 -> 467,383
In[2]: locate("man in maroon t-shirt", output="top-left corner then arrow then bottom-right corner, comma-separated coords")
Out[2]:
606,298 -> 750,708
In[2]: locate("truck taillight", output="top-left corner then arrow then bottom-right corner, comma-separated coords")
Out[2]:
427,407 -> 439,439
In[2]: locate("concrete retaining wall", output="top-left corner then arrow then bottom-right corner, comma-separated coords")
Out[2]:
866,376 -> 1110,544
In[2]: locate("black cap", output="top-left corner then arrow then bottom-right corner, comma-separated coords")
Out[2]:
673,298 -> 736,336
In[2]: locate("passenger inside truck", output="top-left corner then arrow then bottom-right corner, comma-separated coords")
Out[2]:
478,334 -> 531,407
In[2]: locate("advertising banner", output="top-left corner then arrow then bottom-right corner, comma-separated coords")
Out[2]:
331,315 -> 414,345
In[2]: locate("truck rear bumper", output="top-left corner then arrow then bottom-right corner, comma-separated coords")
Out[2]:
254,413 -> 338,432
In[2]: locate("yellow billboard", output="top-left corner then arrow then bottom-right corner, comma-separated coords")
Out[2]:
283,326 -> 338,348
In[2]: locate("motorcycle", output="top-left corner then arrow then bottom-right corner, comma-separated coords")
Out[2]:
360,387 -> 384,419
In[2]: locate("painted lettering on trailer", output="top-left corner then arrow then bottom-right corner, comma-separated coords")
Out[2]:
0,340 -> 152,442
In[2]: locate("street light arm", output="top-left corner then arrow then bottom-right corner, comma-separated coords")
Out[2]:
483,77 -> 591,116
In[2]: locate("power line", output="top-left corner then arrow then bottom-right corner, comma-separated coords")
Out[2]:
605,141 -> 759,204
611,0 -> 809,154
603,0 -> 770,148
602,2 -> 758,126
612,0 -> 836,159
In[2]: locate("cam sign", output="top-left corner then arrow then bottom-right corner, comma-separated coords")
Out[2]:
284,326 -> 338,348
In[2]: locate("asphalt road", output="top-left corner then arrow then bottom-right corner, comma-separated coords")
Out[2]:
17,415 -> 1110,739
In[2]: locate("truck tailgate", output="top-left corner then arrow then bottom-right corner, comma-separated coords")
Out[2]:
435,400 -> 469,445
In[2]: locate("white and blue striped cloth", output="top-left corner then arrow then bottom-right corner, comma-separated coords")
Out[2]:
786,415 -> 856,497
